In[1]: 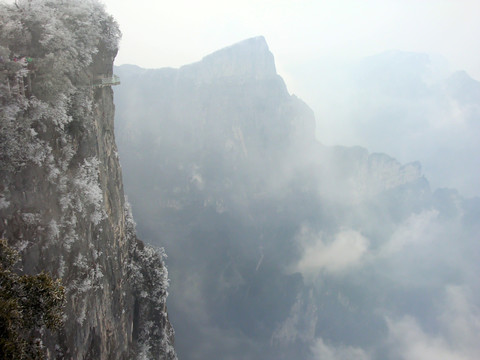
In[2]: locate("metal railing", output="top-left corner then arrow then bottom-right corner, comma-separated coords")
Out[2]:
92,75 -> 120,87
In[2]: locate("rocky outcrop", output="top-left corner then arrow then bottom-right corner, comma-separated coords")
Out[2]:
113,38 -> 452,360
181,36 -> 278,82
0,1 -> 176,359
314,145 -> 426,203
115,37 -> 316,209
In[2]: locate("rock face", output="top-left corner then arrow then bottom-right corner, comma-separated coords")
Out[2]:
314,145 -> 425,203
115,36 -> 316,205
182,36 -> 278,81
114,38 -> 480,360
0,1 -> 176,359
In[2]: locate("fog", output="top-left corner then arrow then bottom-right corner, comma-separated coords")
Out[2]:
288,52 -> 480,197
1,1 -> 478,358
112,35 -> 480,360
101,0 -> 480,197
71,1 -> 480,359
102,0 -> 480,78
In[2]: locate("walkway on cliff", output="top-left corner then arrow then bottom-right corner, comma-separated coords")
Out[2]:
92,75 -> 121,87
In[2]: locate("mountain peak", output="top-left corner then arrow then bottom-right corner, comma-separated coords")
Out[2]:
181,36 -> 277,81
204,36 -> 270,59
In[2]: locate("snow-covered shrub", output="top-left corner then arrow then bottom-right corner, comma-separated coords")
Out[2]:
123,204 -> 177,359
72,157 -> 105,225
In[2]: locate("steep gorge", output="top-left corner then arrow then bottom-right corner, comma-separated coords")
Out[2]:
114,37 -> 480,360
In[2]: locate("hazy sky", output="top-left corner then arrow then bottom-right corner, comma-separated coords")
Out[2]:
103,0 -> 480,196
102,0 -> 480,87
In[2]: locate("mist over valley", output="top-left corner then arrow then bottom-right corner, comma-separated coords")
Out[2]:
114,37 -> 480,360
2,1 -> 479,359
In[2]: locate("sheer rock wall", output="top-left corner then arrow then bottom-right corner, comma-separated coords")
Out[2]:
0,1 -> 176,359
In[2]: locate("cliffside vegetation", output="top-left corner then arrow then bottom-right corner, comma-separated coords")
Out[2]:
0,239 -> 65,359
0,1 -> 176,359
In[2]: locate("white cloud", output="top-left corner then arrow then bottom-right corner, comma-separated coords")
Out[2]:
387,316 -> 467,360
386,286 -> 480,360
380,209 -> 439,256
310,337 -> 371,360
439,286 -> 480,353
294,227 -> 369,276
271,289 -> 318,345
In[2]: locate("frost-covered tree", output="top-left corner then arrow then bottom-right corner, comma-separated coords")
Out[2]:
0,0 -> 121,101
0,0 -> 120,171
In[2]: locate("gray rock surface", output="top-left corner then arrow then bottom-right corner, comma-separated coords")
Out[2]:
114,36 -> 480,360
0,1 -> 176,359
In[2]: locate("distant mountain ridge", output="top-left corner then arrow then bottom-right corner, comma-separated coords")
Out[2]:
181,36 -> 277,81
297,49 -> 480,196
112,37 -> 479,360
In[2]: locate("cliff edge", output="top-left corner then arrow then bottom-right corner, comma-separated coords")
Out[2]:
0,1 -> 176,359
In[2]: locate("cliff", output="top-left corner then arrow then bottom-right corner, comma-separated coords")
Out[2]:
115,36 -> 316,207
0,1 -> 176,359
112,38 -> 479,360
181,36 -> 278,81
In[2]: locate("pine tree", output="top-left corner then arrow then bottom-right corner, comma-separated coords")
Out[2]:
0,239 -> 65,359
